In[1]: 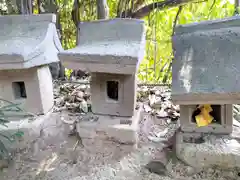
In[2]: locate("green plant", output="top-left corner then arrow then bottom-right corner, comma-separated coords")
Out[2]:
65,68 -> 73,80
0,99 -> 26,160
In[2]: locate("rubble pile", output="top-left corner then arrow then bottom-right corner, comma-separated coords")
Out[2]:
53,80 -> 91,113
53,80 -> 180,120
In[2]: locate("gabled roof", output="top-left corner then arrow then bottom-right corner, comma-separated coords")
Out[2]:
0,14 -> 63,69
58,18 -> 146,74
172,16 -> 240,104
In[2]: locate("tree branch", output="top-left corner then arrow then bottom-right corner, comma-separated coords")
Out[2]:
71,0 -> 80,27
172,5 -> 182,36
129,0 -> 206,19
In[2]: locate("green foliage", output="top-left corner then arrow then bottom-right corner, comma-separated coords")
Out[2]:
0,99 -> 25,160
65,68 -> 73,79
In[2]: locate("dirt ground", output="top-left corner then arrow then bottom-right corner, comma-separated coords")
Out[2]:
0,111 -> 239,180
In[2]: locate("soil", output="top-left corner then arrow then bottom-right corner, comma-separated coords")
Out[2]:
0,111 -> 238,180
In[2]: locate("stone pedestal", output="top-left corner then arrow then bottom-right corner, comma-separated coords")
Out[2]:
77,105 -> 142,144
176,131 -> 240,169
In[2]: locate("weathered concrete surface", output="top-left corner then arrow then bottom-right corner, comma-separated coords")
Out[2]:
1,110 -> 239,179
0,111 -> 53,152
0,14 -> 62,114
77,104 -> 143,144
176,131 -> 240,169
91,73 -> 137,117
0,14 -> 63,69
172,16 -> 240,104
58,18 -> 146,74
0,66 -> 54,115
0,111 -> 180,180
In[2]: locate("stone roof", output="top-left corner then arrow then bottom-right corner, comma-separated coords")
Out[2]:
0,14 -> 63,69
58,18 -> 146,74
172,16 -> 240,104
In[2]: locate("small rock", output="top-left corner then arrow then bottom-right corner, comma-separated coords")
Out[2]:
149,94 -> 156,107
156,109 -> 168,118
79,100 -> 88,113
76,91 -> 84,99
78,85 -> 87,91
143,104 -> 152,113
60,163 -> 67,168
233,118 -> 240,127
147,135 -> 166,143
155,90 -> 161,96
155,128 -> 168,138
227,171 -> 237,179
145,161 -> 167,175
186,166 -> 197,176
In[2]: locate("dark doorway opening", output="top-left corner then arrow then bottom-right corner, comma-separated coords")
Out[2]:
106,81 -> 119,101
12,81 -> 27,99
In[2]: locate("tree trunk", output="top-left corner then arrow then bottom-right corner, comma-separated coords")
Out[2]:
71,0 -> 86,79
96,0 -> 109,19
235,0 -> 240,15
17,0 -> 32,14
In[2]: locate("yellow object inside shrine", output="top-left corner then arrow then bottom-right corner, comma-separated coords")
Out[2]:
195,104 -> 214,127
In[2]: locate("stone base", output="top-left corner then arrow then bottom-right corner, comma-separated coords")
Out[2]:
176,131 -> 240,169
77,105 -> 142,144
0,111 -> 53,153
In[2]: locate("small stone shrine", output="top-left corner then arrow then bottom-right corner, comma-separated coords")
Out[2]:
58,19 -> 145,144
172,16 -> 240,169
0,14 -> 62,115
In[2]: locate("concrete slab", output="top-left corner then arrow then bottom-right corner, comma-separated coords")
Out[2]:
176,131 -> 240,169
58,18 -> 146,74
172,16 -> 240,104
77,104 -> 143,144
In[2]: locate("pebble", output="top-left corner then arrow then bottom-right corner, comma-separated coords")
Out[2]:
60,163 -> 67,168
145,161 -> 167,175
186,166 -> 197,175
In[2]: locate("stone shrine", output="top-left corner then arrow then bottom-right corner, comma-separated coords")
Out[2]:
58,18 -> 146,144
172,16 -> 240,169
0,14 -> 62,115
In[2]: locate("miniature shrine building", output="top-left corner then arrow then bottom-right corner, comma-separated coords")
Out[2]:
0,14 -> 62,114
171,16 -> 240,134
59,19 -> 146,117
